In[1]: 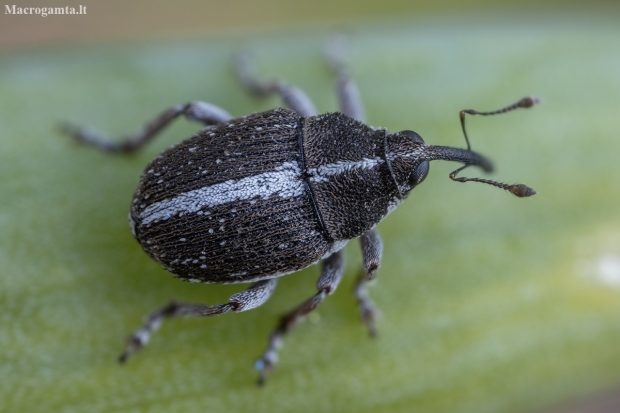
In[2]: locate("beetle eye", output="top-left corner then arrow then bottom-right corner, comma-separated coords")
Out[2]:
409,161 -> 429,188
400,130 -> 424,144
399,131 -> 428,188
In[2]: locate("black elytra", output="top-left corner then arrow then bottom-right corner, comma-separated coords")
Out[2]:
62,46 -> 537,385
131,109 -> 435,284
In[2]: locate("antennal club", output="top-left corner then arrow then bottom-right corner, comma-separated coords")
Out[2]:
449,165 -> 536,198
449,96 -> 539,198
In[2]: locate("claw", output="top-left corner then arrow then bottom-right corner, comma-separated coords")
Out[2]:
359,301 -> 381,338
255,348 -> 278,386
118,328 -> 150,363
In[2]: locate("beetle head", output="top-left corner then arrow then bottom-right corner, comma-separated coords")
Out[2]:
386,96 -> 538,197
386,129 -> 535,198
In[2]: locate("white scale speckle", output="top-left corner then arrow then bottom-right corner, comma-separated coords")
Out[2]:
321,240 -> 348,259
385,195 -> 404,216
128,213 -> 136,236
201,264 -> 207,269
208,229 -> 214,234
216,159 -> 222,164
157,179 -> 163,184
179,238 -> 187,242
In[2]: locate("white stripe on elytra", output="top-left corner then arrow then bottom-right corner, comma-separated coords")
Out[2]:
140,161 -> 304,225
140,157 -> 385,225
308,157 -> 384,183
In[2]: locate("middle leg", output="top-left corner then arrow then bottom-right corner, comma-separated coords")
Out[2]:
324,35 -> 366,122
255,250 -> 345,385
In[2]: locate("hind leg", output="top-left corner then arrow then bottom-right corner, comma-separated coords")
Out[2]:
119,279 -> 277,363
60,100 -> 233,153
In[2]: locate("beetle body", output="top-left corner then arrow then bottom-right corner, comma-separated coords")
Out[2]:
130,108 -> 429,284
63,47 -> 536,383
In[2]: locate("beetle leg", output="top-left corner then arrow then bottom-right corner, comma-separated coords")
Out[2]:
233,54 -> 318,117
255,250 -> 344,386
60,100 -> 233,153
324,35 -> 365,122
118,278 -> 277,363
354,229 -> 383,337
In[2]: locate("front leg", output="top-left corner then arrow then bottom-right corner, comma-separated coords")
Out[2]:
354,229 -> 383,337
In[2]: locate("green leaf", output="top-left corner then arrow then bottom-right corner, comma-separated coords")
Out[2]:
2,15 -> 620,413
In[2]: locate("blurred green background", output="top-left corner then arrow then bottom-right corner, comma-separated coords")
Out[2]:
2,1 -> 620,413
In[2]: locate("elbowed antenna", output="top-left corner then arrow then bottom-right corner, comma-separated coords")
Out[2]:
425,96 -> 539,198
459,96 -> 541,151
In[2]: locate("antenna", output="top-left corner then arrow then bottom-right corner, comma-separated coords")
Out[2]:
450,96 -> 539,198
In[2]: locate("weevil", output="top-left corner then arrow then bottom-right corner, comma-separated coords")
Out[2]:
61,41 -> 538,385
